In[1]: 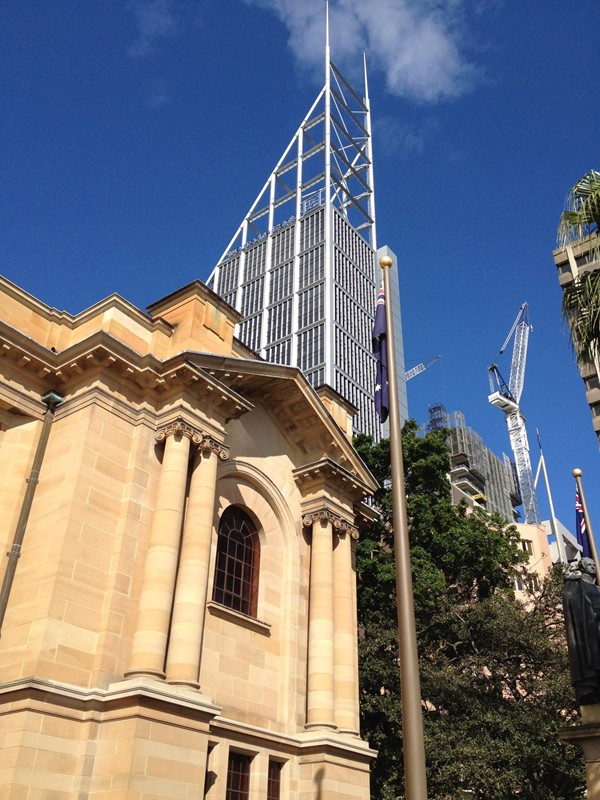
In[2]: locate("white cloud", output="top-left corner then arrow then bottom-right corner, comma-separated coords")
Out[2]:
374,116 -> 425,158
127,0 -> 177,58
243,0 -> 478,102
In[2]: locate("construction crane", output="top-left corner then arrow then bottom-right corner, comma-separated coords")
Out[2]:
404,355 -> 441,382
488,303 -> 541,524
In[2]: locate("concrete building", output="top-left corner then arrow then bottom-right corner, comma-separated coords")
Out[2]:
546,517 -> 581,564
0,275 -> 377,798
553,236 -> 600,444
206,44 -> 408,441
512,523 -> 553,599
425,404 -> 520,524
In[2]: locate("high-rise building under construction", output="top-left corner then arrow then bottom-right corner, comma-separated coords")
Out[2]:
206,24 -> 407,440
426,404 -> 520,524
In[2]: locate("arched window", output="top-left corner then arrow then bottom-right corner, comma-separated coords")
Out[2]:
213,506 -> 260,616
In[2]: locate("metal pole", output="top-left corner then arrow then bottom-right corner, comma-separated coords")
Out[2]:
534,452 -> 565,563
0,391 -> 62,634
380,255 -> 428,800
573,468 -> 600,576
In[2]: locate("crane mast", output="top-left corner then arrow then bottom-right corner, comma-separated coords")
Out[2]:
488,303 -> 540,524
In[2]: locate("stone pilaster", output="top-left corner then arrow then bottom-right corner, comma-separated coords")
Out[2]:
126,419 -> 200,680
165,436 -> 229,687
333,522 -> 360,735
304,510 -> 337,731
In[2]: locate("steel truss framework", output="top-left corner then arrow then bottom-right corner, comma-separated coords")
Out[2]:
206,27 -> 408,440
488,304 -> 541,524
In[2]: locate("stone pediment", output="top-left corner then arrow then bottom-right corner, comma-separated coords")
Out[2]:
187,353 -> 378,497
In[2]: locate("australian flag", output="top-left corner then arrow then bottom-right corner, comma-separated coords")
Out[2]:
576,489 -> 591,558
372,287 -> 389,423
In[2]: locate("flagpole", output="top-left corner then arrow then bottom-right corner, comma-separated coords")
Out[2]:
380,255 -> 428,800
573,468 -> 600,575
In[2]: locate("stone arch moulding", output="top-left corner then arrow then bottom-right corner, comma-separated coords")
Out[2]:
215,460 -> 300,556
208,461 -> 305,727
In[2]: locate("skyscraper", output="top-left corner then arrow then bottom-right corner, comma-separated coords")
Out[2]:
206,20 -> 407,440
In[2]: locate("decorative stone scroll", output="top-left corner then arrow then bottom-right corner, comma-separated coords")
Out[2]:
156,418 -> 204,445
155,419 -> 229,460
199,436 -> 229,461
302,509 -> 359,540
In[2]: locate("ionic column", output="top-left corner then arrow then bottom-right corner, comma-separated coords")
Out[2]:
305,512 -> 336,730
333,523 -> 360,735
126,419 -> 198,679
165,437 -> 229,687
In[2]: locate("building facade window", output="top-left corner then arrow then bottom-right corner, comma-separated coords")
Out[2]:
267,759 -> 282,800
213,506 -> 260,616
226,752 -> 251,800
521,540 -> 533,556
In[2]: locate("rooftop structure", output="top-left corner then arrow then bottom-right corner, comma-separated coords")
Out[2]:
206,21 -> 407,439
426,403 -> 520,523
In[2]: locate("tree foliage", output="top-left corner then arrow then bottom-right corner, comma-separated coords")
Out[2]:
558,168 -> 600,248
354,423 -> 585,799
557,169 -> 600,365
561,268 -> 600,366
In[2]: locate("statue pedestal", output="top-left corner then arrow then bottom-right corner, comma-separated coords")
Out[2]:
560,704 -> 600,798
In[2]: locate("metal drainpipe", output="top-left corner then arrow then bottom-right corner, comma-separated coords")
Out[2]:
0,390 -> 63,635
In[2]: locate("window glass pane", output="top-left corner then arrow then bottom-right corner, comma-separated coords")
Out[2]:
226,753 -> 251,800
213,507 -> 259,616
267,760 -> 282,800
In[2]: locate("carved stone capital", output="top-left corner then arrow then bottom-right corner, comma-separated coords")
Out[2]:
156,418 -> 204,445
302,509 -> 358,539
155,420 -> 229,460
199,436 -> 229,461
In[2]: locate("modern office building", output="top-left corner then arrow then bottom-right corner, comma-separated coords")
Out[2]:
0,275 -> 377,798
206,37 -> 408,440
553,236 -> 600,444
426,404 -> 520,523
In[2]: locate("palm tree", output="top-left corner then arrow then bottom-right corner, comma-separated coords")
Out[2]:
561,269 -> 600,366
558,170 -> 600,369
558,168 -> 600,247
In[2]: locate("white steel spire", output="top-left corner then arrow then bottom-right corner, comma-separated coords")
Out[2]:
206,11 -> 402,440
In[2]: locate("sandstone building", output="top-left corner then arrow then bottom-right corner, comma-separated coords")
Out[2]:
0,275 -> 377,798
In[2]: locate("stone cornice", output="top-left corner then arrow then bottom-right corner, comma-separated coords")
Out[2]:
0,325 -> 253,421
293,458 -> 374,501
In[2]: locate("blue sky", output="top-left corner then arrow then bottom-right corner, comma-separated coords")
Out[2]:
2,0 -> 599,539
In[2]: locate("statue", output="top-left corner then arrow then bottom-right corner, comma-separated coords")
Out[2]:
563,557 -> 600,705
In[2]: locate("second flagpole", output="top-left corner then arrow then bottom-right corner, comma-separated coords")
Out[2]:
380,255 -> 428,799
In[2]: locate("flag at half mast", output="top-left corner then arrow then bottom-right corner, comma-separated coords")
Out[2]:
576,489 -> 591,559
372,287 -> 389,423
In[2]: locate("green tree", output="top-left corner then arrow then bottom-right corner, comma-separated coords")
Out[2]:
354,424 -> 584,800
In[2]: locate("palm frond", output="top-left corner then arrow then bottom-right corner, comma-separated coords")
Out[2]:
562,269 -> 600,364
557,169 -> 600,248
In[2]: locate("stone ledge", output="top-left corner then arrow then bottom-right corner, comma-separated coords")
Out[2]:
0,675 -> 222,722
207,601 -> 271,635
